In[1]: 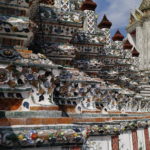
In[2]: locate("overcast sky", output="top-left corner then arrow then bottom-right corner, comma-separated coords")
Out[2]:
94,0 -> 142,36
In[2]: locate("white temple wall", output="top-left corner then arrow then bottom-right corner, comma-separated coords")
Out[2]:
85,136 -> 112,150
137,129 -> 146,150
143,19 -> 150,70
135,25 -> 144,70
119,131 -> 133,150
127,33 -> 136,47
131,19 -> 150,70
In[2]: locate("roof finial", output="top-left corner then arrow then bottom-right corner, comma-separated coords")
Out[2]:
81,0 -> 97,11
98,15 -> 112,29
112,30 -> 124,41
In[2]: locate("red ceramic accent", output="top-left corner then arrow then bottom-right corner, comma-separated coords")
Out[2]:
132,48 -> 139,57
0,99 -> 23,110
31,133 -> 38,140
123,40 -> 133,50
81,0 -> 97,11
39,0 -> 54,5
98,15 -> 112,29
112,30 -> 124,41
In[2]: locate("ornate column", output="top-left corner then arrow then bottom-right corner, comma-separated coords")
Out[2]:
81,0 -> 97,34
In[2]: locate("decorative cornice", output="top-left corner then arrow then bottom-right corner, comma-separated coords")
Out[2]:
139,0 -> 150,11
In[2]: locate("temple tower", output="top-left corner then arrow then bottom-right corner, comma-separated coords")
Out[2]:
127,0 -> 150,70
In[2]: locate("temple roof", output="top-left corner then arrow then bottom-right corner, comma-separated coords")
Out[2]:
139,0 -> 150,11
112,30 -> 124,41
132,48 -> 140,57
123,40 -> 133,50
81,0 -> 97,11
98,15 -> 112,29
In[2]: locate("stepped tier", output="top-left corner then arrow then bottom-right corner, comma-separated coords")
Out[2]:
0,110 -> 150,148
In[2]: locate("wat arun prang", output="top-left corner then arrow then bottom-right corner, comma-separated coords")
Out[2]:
0,0 -> 150,149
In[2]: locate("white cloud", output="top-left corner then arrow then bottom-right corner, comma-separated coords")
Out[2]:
95,0 -> 142,30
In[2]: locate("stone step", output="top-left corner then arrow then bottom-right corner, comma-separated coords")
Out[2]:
68,113 -> 150,118
140,93 -> 150,97
142,88 -> 150,91
141,91 -> 150,94
140,84 -> 150,88
140,82 -> 149,85
0,110 -> 63,118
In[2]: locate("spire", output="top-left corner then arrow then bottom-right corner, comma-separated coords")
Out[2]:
139,0 -> 150,11
81,0 -> 97,11
98,15 -> 112,29
123,40 -> 133,50
132,48 -> 140,57
112,30 -> 124,41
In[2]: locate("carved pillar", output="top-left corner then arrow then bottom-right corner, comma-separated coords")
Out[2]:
102,28 -> 112,49
83,10 -> 97,34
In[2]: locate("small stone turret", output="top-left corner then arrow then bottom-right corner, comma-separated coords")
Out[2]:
123,40 -> 133,59
112,30 -> 124,41
112,30 -> 124,50
132,48 -> 140,57
132,47 -> 140,68
81,0 -> 97,34
98,15 -> 112,48
98,15 -> 112,29
123,40 -> 133,50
